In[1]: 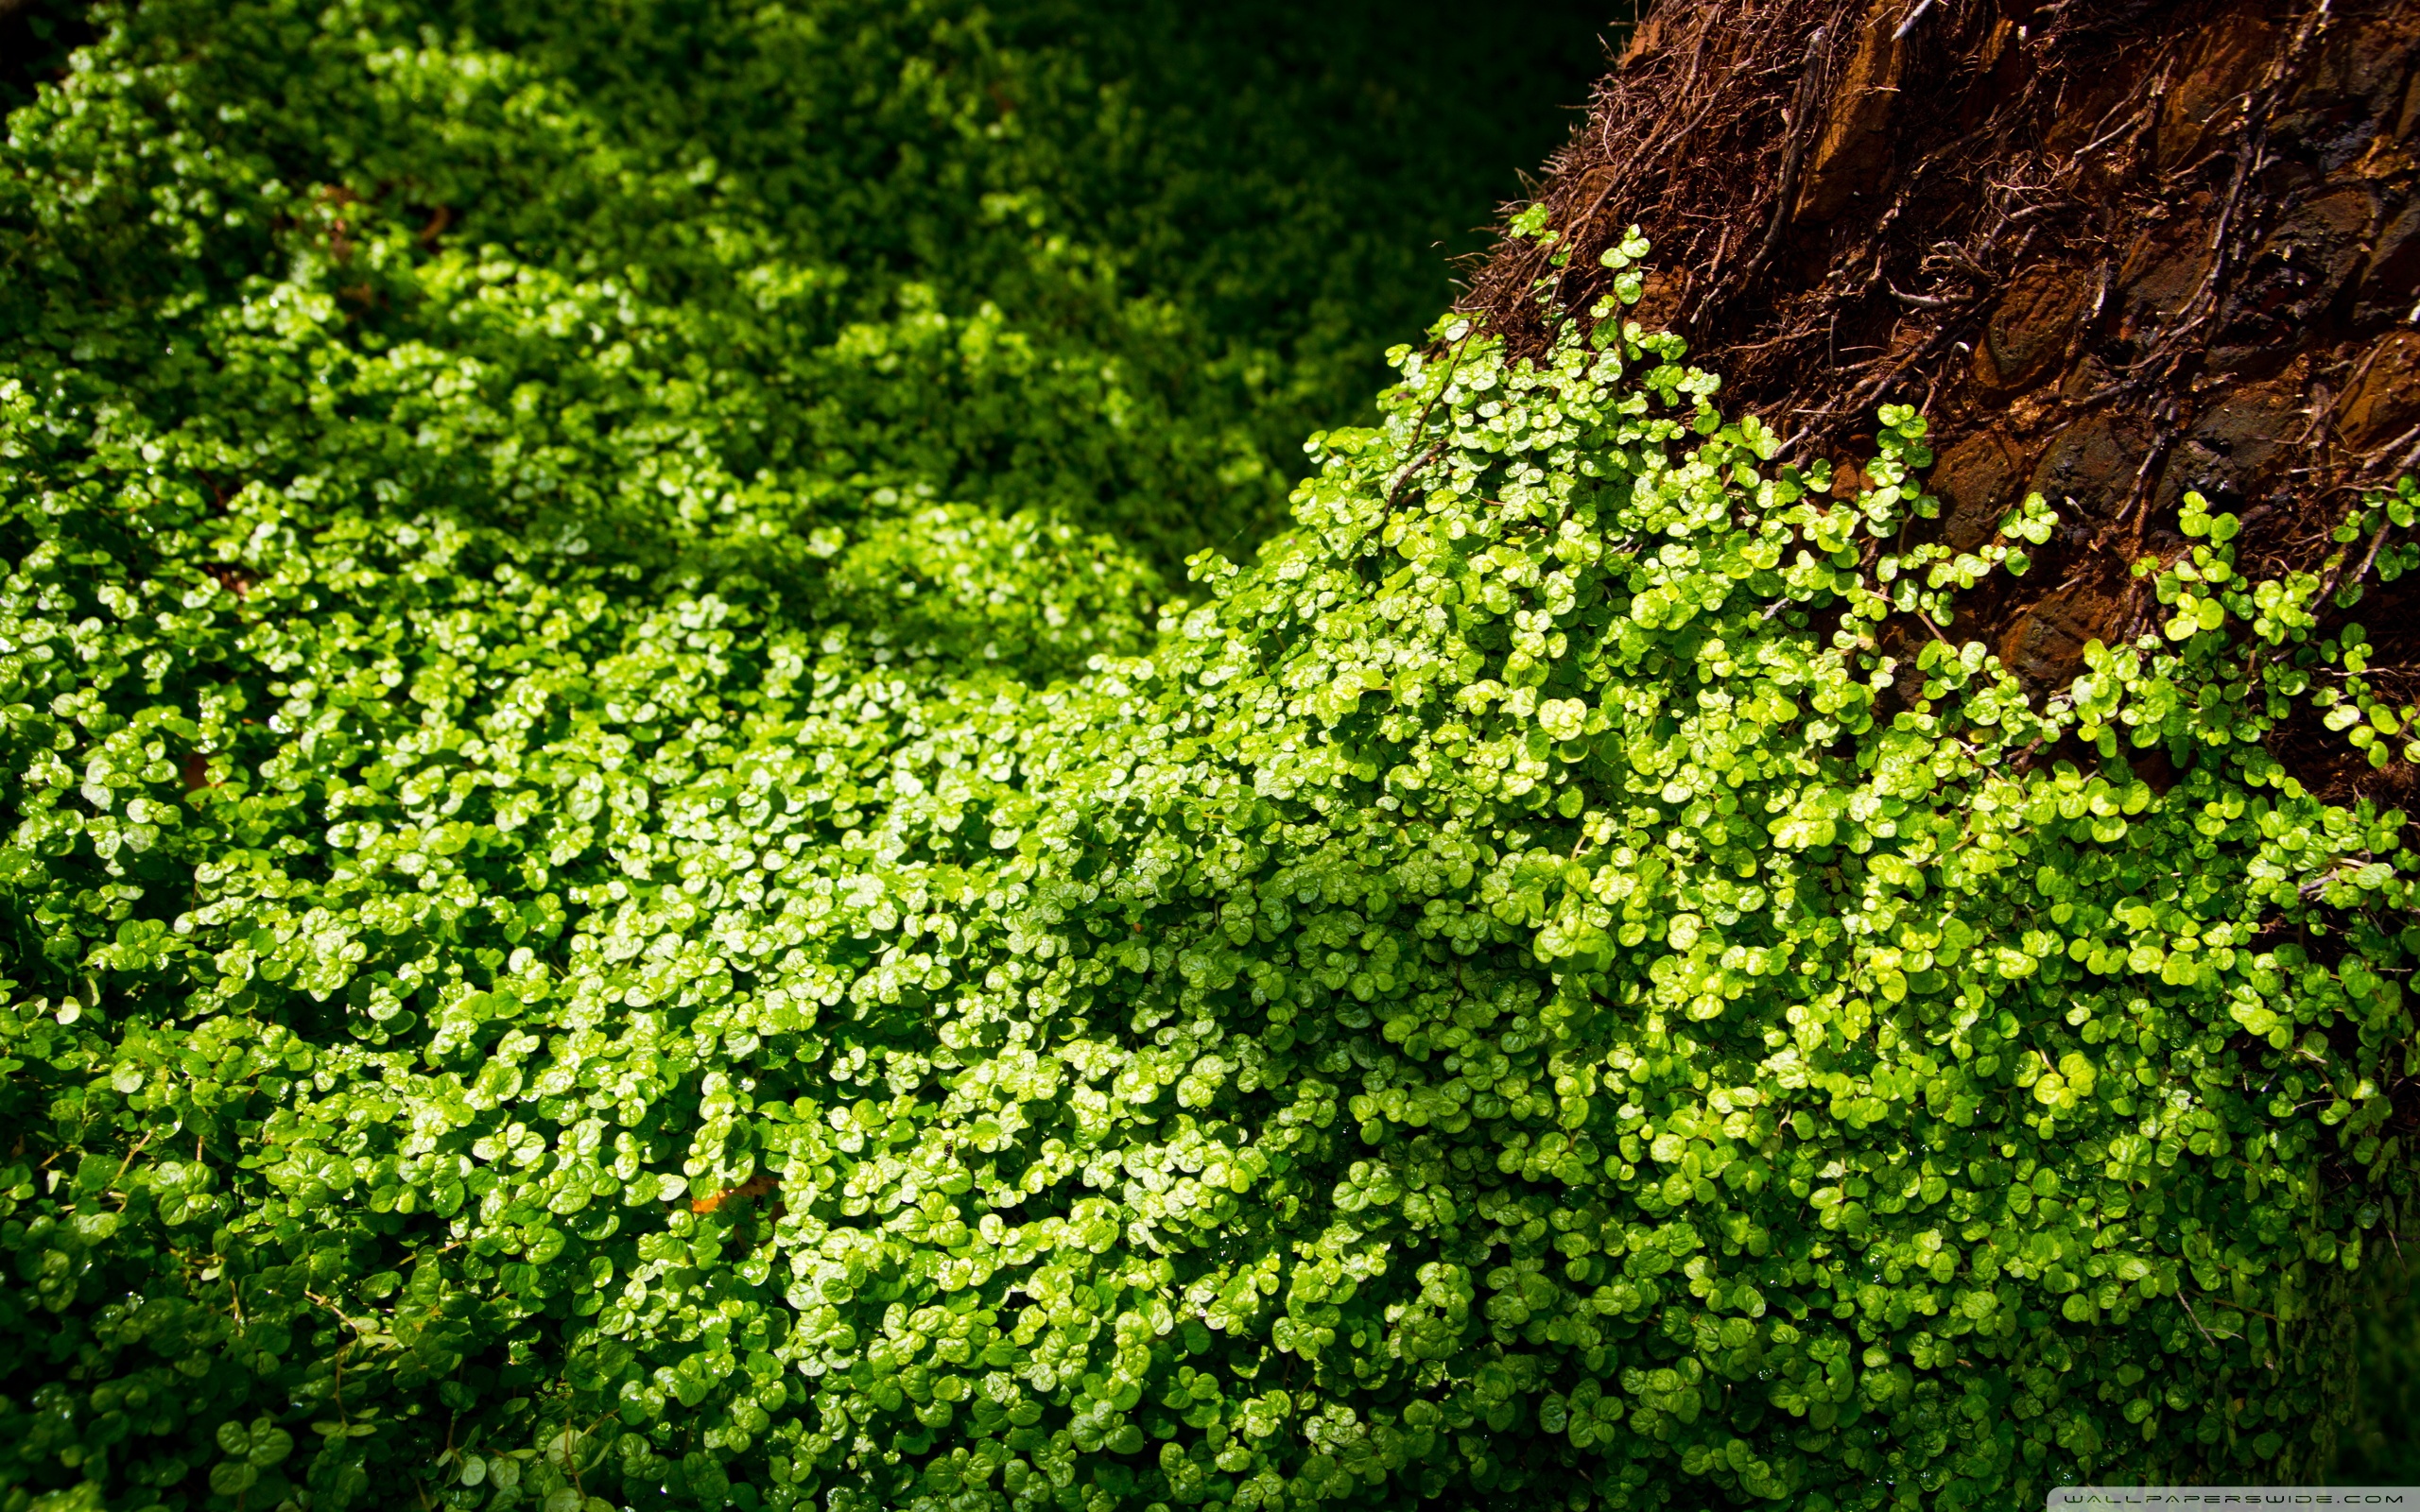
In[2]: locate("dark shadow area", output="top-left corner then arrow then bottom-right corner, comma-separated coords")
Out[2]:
2338,1256 -> 2420,1482
1028,0 -> 1620,394
0,0 -> 94,119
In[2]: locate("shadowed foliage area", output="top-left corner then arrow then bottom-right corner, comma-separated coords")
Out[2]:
0,0 -> 1610,582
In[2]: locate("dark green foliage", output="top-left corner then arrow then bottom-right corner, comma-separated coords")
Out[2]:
2338,1261 -> 2420,1484
6,5 -> 2420,1512
0,0 -> 1602,583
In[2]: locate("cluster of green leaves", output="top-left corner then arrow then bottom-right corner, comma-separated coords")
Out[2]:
7,178 -> 2418,1512
2188,477 -> 2420,771
5,1 -> 2418,1505
0,0 -> 1600,585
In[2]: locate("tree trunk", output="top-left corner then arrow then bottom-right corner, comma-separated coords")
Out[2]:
1466,0 -> 2420,808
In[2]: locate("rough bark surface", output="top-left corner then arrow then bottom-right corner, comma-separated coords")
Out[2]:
1465,0 -> 2420,803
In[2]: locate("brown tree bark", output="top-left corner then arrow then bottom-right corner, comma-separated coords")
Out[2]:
1465,0 -> 2420,804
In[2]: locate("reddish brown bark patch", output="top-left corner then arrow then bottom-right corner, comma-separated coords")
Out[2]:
1458,0 -> 2420,799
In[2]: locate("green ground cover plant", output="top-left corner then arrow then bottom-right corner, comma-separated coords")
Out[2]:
0,0 -> 1603,581
5,4 -> 2419,1512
